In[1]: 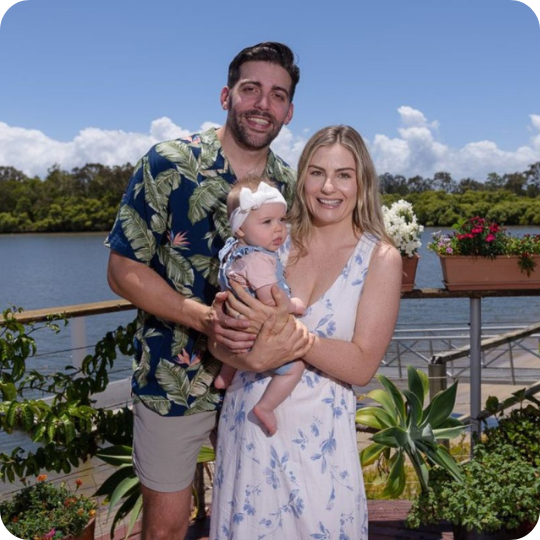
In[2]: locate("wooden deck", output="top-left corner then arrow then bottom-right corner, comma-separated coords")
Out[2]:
103,500 -> 454,539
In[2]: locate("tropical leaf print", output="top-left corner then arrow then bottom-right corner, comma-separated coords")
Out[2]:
138,394 -> 172,415
188,357 -> 221,397
134,343 -> 151,388
189,254 -> 220,287
171,325 -> 189,356
155,140 -> 199,184
120,205 -> 156,264
185,388 -> 221,416
155,359 -> 190,407
146,168 -> 181,234
213,203 -> 232,242
188,177 -> 230,225
156,245 -> 194,290
197,141 -> 220,171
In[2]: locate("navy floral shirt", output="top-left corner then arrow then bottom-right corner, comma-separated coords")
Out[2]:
106,128 -> 296,416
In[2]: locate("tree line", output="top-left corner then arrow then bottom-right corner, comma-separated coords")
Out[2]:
0,161 -> 539,233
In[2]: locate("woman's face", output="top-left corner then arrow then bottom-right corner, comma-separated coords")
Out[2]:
303,144 -> 358,228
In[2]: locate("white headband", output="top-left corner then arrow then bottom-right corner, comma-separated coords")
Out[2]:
229,183 -> 287,234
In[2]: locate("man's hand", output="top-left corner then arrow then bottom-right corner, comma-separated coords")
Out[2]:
225,282 -> 290,333
205,291 -> 257,352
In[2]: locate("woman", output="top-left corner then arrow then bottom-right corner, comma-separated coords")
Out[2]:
210,125 -> 402,539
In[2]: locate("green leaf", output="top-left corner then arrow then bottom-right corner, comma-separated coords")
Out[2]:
356,406 -> 397,430
423,444 -> 463,483
0,382 -> 16,401
108,475 -> 141,511
125,494 -> 143,539
198,445 -> 215,463
359,442 -> 386,467
366,389 -> 398,418
407,366 -> 427,407
432,425 -> 466,440
372,426 -> 409,448
422,380 -> 459,429
110,491 -> 142,539
403,389 -> 423,427
94,465 -> 136,497
382,451 -> 406,498
376,374 -> 406,422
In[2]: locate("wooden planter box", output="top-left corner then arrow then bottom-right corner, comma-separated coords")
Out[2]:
439,255 -> 540,291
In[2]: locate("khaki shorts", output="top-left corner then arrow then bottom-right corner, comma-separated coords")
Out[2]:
132,401 -> 217,492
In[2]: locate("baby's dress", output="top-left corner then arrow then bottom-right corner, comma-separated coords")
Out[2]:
218,237 -> 295,376
210,233 -> 378,540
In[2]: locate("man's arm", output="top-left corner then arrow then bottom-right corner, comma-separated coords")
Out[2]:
107,250 -> 256,351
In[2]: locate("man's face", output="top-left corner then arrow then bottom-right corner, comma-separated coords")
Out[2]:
221,61 -> 294,151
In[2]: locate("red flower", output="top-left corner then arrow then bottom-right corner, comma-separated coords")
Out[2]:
75,479 -> 83,487
486,234 -> 495,242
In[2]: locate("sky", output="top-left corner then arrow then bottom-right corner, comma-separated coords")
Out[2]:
0,0 -> 539,182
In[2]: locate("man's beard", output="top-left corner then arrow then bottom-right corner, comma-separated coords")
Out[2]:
227,109 -> 282,151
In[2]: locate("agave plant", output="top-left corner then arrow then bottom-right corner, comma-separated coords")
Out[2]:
356,365 -> 465,498
95,444 -> 215,539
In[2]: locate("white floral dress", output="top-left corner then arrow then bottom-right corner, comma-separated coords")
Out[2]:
210,233 -> 378,540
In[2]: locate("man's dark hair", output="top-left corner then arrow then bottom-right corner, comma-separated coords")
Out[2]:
227,42 -> 300,101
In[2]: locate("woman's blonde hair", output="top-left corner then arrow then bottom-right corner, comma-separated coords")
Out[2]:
288,125 -> 392,256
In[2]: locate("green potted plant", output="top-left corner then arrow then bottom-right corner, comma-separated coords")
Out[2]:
428,216 -> 540,290
406,444 -> 540,539
356,365 -> 464,498
382,200 -> 424,291
0,475 -> 97,540
406,392 -> 540,539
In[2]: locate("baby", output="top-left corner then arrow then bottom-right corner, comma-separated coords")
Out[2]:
214,176 -> 306,435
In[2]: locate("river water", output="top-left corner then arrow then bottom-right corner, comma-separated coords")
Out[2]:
0,228 -> 539,453
1,227 -> 540,344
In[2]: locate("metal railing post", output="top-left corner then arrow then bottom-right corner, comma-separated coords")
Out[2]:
470,298 -> 482,447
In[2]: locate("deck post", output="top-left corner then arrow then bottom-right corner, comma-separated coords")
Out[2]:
469,297 -> 482,447
428,362 -> 447,400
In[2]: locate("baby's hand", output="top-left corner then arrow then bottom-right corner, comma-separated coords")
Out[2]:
291,297 -> 306,317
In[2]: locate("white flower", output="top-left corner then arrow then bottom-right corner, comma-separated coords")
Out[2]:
382,200 -> 424,257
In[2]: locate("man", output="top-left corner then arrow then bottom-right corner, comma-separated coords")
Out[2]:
106,42 -> 311,540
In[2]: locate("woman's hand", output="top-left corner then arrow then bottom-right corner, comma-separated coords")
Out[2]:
225,281 -> 290,333
211,314 -> 315,372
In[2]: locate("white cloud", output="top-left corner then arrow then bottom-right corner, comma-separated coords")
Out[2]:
1,110 -> 539,180
0,118 -> 194,177
371,106 -> 540,180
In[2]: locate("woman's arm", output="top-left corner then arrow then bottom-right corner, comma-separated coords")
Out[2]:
303,243 -> 402,387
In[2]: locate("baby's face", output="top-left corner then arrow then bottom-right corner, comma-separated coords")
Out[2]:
236,203 -> 287,251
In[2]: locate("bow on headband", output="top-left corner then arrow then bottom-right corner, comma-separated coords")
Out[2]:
230,182 -> 287,234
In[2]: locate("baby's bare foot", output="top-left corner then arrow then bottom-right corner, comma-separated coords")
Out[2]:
253,404 -> 277,436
